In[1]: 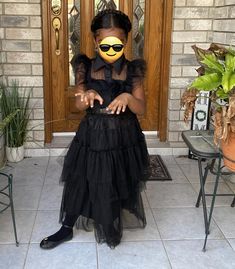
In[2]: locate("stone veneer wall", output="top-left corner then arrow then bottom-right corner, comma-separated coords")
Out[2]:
0,0 -> 44,151
169,0 -> 215,147
0,2 -> 3,83
213,0 -> 235,45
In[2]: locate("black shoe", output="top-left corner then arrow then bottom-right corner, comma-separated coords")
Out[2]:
40,231 -> 73,250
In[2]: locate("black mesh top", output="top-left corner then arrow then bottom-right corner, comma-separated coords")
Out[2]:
72,54 -> 146,109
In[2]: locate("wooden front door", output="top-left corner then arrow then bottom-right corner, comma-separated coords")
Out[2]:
42,0 -> 173,143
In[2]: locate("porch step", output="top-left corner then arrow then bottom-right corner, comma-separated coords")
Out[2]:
25,133 -> 188,157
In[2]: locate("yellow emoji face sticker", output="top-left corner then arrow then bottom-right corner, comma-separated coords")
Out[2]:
98,36 -> 124,63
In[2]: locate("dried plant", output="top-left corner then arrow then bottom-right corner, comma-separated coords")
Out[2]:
181,43 -> 235,143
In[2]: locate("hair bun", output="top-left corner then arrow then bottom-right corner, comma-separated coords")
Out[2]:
91,9 -> 132,37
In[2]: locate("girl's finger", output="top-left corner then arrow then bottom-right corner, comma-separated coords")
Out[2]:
84,95 -> 89,105
90,96 -> 94,108
107,100 -> 117,111
116,104 -> 122,114
111,103 -> 119,114
80,94 -> 85,102
95,94 -> 103,105
122,104 -> 126,112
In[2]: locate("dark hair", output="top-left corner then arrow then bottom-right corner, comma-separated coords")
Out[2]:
91,9 -> 132,38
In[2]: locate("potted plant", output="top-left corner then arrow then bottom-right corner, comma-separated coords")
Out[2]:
0,80 -> 31,162
0,110 -> 20,167
181,43 -> 235,171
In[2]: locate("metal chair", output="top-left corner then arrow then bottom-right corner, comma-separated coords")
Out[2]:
0,172 -> 19,246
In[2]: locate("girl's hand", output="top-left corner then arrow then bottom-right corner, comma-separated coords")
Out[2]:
75,90 -> 103,108
107,93 -> 131,114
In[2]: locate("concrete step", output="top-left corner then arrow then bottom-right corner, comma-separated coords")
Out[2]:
25,132 -> 188,157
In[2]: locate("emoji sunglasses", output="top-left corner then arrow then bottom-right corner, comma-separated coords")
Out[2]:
99,44 -> 124,52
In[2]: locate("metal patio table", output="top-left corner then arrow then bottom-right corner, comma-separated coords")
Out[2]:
182,130 -> 235,251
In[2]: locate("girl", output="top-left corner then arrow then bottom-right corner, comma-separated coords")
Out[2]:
40,9 -> 149,249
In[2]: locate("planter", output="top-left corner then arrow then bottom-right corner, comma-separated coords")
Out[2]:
6,145 -> 25,163
221,132 -> 235,172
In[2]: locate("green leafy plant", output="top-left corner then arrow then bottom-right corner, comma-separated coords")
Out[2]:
0,110 -> 20,132
0,81 -> 32,147
181,43 -> 235,142
190,44 -> 235,99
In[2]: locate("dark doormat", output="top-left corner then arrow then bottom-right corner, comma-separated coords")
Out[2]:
148,155 -> 172,181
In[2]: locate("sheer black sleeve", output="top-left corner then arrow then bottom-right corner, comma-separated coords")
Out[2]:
71,54 -> 91,86
127,59 -> 147,89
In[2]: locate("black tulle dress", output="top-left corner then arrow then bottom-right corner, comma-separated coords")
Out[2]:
59,54 -> 149,248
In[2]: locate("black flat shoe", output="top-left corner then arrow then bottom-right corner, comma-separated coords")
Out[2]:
40,231 -> 73,250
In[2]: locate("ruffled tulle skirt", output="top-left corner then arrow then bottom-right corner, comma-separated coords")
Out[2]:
59,112 -> 149,248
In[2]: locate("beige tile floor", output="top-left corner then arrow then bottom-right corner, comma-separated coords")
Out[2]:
0,156 -> 235,269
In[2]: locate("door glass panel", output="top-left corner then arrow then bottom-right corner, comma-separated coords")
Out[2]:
68,0 -> 81,85
132,0 -> 145,58
95,0 -> 119,14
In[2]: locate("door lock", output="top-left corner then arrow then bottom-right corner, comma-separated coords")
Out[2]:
52,17 -> 61,55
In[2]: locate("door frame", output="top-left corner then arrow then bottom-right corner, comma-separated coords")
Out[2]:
42,0 -> 173,143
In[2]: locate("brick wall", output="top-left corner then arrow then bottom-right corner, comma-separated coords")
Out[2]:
0,2 -> 3,83
213,0 -> 235,45
0,0 -> 44,149
169,0 -> 215,146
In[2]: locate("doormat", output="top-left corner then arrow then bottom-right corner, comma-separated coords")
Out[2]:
148,155 -> 172,181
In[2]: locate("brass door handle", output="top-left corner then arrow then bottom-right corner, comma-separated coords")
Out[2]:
52,17 -> 61,55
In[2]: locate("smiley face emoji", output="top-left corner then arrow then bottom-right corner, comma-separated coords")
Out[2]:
98,36 -> 124,63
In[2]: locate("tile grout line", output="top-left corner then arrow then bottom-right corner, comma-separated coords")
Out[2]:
178,159 -> 227,242
210,211 -> 235,252
149,198 -> 233,263
177,158 -> 235,252
222,174 -> 235,194
8,239 -> 230,246
96,242 -> 99,269
22,156 -> 50,268
144,188 -> 173,269
36,155 -> 51,212
182,159 -> 235,195
22,243 -> 30,269
0,158 -> 49,269
226,239 -> 235,254
29,156 -> 50,238
176,159 -> 198,185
